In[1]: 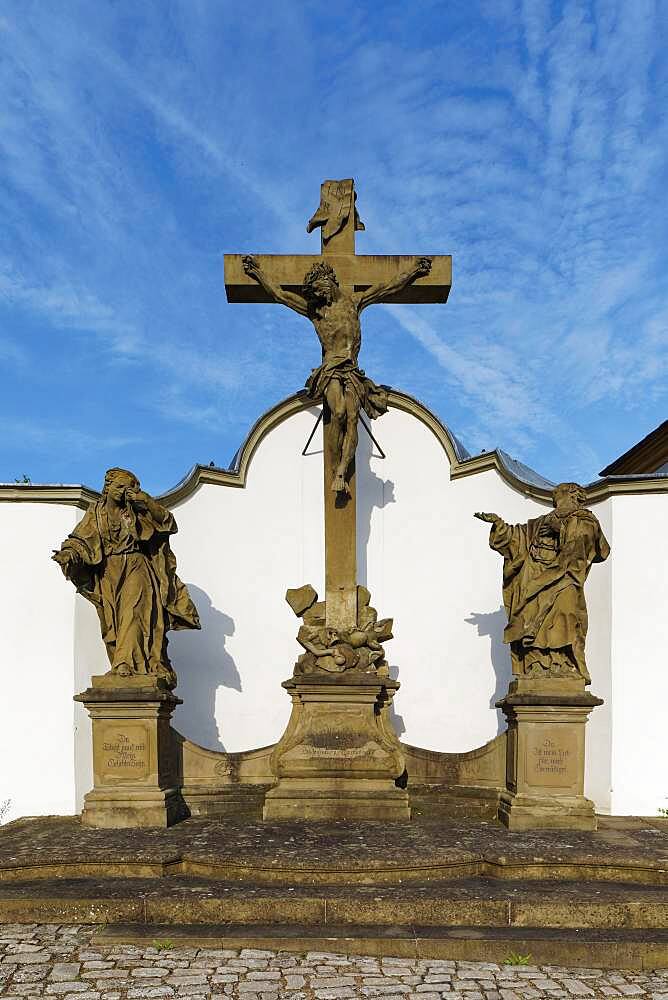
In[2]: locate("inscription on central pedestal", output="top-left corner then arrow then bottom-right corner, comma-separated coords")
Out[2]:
303,745 -> 373,759
99,725 -> 150,780
526,728 -> 578,788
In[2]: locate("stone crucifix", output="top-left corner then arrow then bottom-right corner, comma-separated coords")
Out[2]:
224,179 -> 451,632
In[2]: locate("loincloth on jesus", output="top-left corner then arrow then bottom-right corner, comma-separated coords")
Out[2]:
305,358 -> 388,420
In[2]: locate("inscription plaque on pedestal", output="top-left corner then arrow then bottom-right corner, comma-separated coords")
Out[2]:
525,728 -> 578,788
97,724 -> 150,781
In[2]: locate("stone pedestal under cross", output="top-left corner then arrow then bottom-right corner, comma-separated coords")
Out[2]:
225,179 -> 451,633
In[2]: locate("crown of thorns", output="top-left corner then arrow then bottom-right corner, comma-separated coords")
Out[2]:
303,261 -> 338,291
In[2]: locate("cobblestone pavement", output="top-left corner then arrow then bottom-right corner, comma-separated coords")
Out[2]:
1,925 -> 667,1000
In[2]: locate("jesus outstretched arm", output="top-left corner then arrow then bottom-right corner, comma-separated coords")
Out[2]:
355,256 -> 432,311
242,255 -> 308,316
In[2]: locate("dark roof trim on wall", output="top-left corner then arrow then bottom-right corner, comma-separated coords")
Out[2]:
600,420 -> 668,476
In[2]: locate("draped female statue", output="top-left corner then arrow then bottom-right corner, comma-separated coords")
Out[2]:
53,467 -> 200,688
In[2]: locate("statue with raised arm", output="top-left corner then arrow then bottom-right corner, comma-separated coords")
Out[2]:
474,483 -> 610,684
52,467 -> 200,689
242,252 -> 432,495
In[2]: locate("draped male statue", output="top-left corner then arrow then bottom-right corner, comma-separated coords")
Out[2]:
475,482 -> 610,684
53,467 -> 200,689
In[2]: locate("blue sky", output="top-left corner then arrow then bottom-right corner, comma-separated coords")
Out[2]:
1,0 -> 667,492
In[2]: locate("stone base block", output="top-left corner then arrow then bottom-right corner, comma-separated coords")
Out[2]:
182,785 -> 269,820
264,671 -> 410,822
75,674 -> 186,829
263,779 -> 410,822
498,791 -> 598,831
81,787 -> 187,829
497,689 -> 603,832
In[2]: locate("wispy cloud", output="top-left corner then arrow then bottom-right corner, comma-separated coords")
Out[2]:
0,417 -> 143,461
0,0 -> 667,486
347,0 -> 668,475
0,264 -> 140,355
0,260 -> 301,399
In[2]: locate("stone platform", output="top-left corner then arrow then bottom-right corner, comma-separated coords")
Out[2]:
2,814 -> 667,885
1,814 -> 667,968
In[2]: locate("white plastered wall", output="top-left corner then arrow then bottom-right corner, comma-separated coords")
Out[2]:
0,401 -> 665,818
608,495 -> 668,817
582,498 -> 613,813
0,503 -> 80,822
167,407 -> 556,761
168,407 -> 324,758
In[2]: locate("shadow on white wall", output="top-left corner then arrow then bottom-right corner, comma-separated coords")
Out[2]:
465,607 -> 512,735
171,584 -> 240,751
386,662 -> 406,738
357,426 -> 396,587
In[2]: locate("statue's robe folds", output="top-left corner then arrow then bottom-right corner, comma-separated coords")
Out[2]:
60,500 -> 199,685
489,510 -> 610,682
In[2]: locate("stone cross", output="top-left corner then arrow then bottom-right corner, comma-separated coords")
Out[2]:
224,179 -> 451,631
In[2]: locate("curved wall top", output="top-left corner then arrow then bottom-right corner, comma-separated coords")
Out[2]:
2,390 -> 667,508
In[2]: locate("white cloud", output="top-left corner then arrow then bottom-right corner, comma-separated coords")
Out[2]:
0,0 -> 667,485
0,417 -> 143,462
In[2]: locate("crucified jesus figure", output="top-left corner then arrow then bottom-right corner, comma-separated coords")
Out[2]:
242,254 -> 432,494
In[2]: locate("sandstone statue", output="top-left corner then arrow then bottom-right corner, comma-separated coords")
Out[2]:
242,252 -> 432,495
53,467 -> 200,688
475,483 -> 610,683
286,583 -> 393,675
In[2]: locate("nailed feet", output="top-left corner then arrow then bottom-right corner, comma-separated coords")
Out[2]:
332,470 -> 350,496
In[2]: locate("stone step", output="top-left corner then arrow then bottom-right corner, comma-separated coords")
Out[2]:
185,785 -> 503,822
92,921 -> 668,970
409,784 -> 500,821
2,875 -> 667,930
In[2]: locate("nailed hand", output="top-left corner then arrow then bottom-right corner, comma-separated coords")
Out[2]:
242,254 -> 260,276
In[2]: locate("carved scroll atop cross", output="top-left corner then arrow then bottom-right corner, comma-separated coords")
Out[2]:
307,178 -> 365,243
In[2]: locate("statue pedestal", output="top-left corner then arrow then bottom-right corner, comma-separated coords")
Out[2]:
497,682 -> 603,831
263,672 -> 410,822
74,675 -> 187,829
